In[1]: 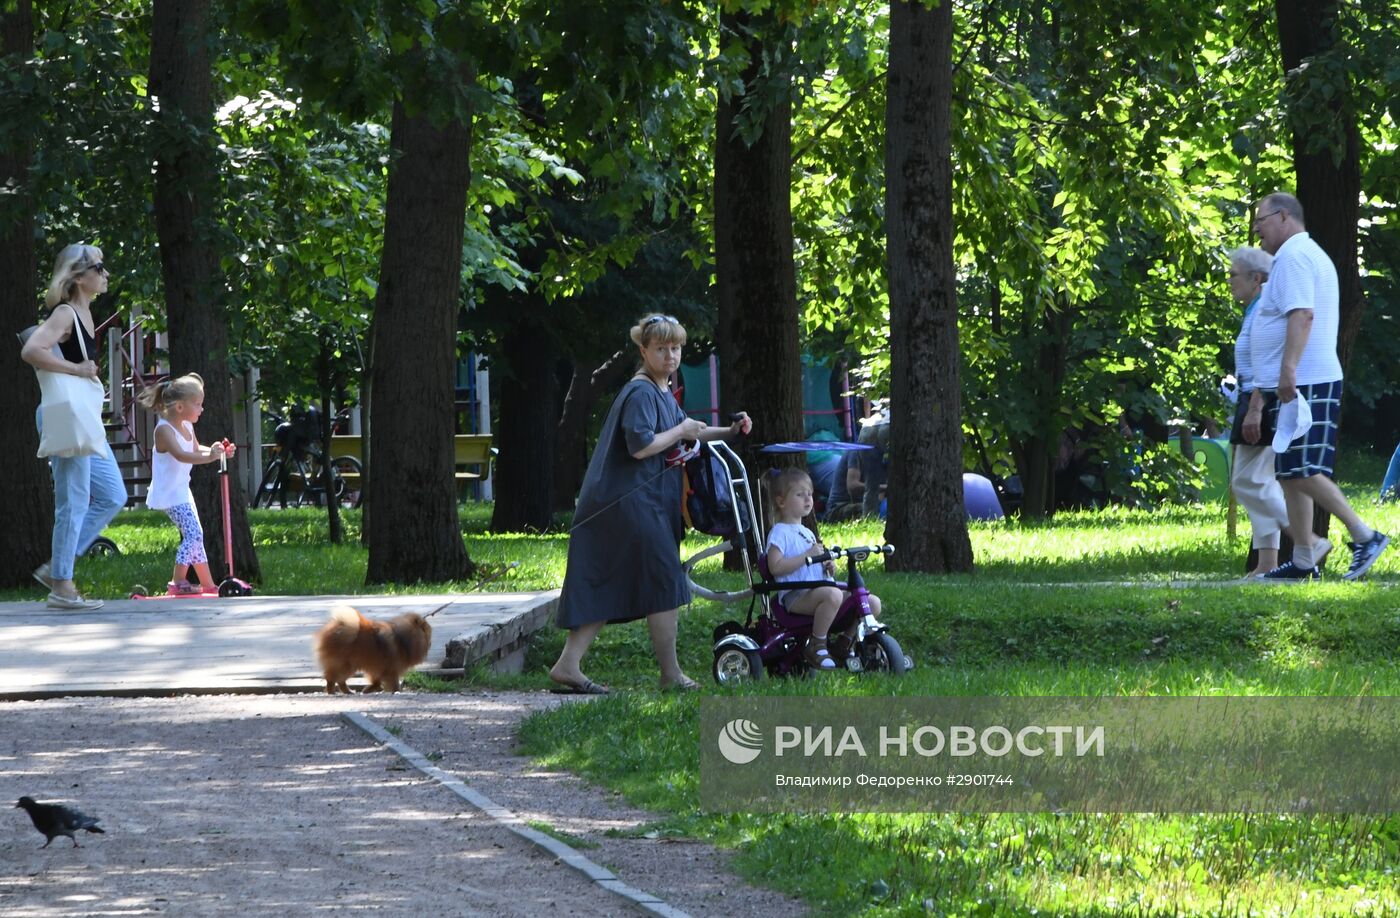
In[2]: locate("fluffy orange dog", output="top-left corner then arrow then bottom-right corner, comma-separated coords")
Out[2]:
314,605 -> 432,694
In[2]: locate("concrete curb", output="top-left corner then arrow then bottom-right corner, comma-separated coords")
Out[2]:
342,711 -> 692,918
442,590 -> 560,672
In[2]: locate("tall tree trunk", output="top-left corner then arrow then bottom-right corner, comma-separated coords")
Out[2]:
317,333 -> 342,544
714,10 -> 805,468
365,97 -> 476,583
1274,0 -> 1365,372
883,0 -> 973,572
1013,303 -> 1072,519
490,318 -> 558,533
0,0 -> 53,588
1275,0 -> 1360,548
1016,435 -> 1056,520
149,0 -> 259,583
359,316 -> 374,546
554,349 -> 631,512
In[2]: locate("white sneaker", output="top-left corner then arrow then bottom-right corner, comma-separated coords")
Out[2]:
1312,538 -> 1333,572
46,592 -> 104,611
32,562 -> 54,590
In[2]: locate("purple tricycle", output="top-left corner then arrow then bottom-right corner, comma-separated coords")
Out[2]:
681,439 -> 910,685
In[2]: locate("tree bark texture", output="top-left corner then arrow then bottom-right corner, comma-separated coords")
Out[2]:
366,98 -> 475,583
1012,303 -> 1071,519
714,10 -> 805,479
884,0 -> 974,572
0,0 -> 55,588
359,317 -> 374,546
150,0 -> 260,583
490,317 -> 558,533
553,349 -> 631,513
317,337 -> 342,544
1273,0 -> 1365,372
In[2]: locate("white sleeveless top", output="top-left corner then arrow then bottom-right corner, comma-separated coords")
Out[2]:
146,418 -> 196,510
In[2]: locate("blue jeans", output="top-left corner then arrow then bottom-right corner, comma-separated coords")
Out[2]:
40,407 -> 127,580
1382,440 -> 1400,502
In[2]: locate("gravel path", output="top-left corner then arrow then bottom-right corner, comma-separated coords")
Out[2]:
1,691 -> 806,917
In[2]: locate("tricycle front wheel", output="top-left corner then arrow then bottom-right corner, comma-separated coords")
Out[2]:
858,632 -> 909,675
712,646 -> 765,686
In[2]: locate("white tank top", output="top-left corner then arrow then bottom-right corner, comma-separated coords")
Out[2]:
146,418 -> 197,510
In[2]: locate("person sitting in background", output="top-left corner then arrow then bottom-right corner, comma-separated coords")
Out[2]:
1381,440 -> 1400,503
804,430 -> 842,519
824,450 -> 866,522
857,409 -> 891,517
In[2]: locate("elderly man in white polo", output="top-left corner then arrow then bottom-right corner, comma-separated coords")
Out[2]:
1246,192 -> 1389,581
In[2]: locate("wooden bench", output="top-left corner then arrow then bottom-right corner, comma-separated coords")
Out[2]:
329,434 -> 494,498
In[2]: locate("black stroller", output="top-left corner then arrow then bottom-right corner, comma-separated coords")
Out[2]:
681,439 -> 909,685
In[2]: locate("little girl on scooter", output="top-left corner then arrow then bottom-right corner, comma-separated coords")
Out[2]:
136,373 -> 235,596
765,467 -> 883,671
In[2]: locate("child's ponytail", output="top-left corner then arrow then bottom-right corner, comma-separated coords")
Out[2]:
760,468 -> 780,532
136,372 -> 205,418
136,379 -> 171,414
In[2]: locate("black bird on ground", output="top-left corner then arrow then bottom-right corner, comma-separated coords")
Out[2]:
15,796 -> 106,848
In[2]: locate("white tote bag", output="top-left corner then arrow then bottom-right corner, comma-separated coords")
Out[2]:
34,305 -> 107,459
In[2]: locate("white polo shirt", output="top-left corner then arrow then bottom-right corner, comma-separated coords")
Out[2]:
1248,232 -> 1343,388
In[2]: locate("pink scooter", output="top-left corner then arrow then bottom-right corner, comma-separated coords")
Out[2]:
217,439 -> 253,597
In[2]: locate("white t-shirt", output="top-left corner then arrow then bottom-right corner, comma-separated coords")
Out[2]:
146,418 -> 196,510
1248,232 -> 1343,388
766,522 -> 833,603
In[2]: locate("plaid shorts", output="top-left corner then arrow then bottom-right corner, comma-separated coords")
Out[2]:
1272,380 -> 1342,480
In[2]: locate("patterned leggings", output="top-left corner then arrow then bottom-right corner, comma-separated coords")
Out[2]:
163,503 -> 208,566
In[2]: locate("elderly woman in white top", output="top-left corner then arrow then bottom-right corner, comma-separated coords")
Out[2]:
1226,246 -> 1291,577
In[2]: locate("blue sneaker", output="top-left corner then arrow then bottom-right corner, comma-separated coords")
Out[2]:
1261,561 -> 1320,582
1342,531 -> 1390,581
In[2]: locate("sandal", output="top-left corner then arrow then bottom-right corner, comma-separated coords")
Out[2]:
803,636 -> 837,671
549,677 -> 610,695
660,677 -> 701,693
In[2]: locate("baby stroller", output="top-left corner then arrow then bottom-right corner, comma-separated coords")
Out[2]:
681,439 -> 910,685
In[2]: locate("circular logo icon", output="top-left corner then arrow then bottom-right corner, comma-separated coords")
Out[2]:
718,718 -> 763,765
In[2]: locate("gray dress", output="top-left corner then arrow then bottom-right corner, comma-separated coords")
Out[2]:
556,378 -> 691,628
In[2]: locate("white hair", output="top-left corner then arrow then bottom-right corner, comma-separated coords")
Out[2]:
1229,246 -> 1273,279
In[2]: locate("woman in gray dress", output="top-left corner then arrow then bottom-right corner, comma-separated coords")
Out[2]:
549,315 -> 752,694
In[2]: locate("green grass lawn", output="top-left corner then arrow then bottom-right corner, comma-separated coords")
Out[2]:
517,664 -> 1400,916
7,455 -> 1400,914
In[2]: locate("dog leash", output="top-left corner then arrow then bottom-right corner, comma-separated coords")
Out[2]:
565,412 -> 750,534
566,442 -> 699,534
422,561 -> 522,619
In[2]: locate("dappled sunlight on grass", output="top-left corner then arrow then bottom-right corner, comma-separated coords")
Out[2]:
518,660 -> 1400,916
6,455 -> 1394,602
734,809 -> 1400,915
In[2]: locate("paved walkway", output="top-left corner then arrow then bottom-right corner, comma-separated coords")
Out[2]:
0,591 -> 559,700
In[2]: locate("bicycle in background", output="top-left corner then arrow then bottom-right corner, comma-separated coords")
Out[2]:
251,406 -> 362,509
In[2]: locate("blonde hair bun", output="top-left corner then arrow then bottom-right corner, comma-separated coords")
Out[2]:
629,314 -> 687,347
